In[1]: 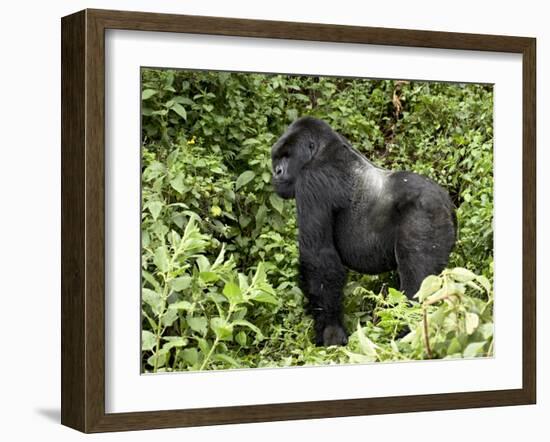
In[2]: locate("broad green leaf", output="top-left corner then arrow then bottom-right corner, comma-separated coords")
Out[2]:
211,244 -> 226,269
147,349 -> 168,368
172,213 -> 185,229
344,350 -> 376,364
170,173 -> 186,194
168,300 -> 193,311
235,330 -> 247,346
153,246 -> 170,273
447,337 -> 462,355
237,273 -> 249,293
465,312 -> 480,335
173,95 -> 194,105
181,348 -> 198,365
476,275 -> 491,292
186,316 -> 208,335
142,89 -> 157,100
235,171 -> 255,190
232,319 -> 264,339
252,262 -> 267,285
286,108 -> 298,122
199,272 -> 219,283
152,221 -> 169,239
168,230 -> 181,248
478,323 -> 494,340
161,308 -> 178,327
142,230 -> 150,248
243,138 -> 259,146
171,103 -> 187,120
223,281 -> 244,305
387,287 -> 406,304
400,329 -> 417,344
212,353 -> 240,367
207,292 -> 226,308
232,306 -> 247,321
255,204 -> 267,226
141,330 -> 156,351
162,336 -> 188,350
249,289 -> 278,305
446,281 -> 466,296
142,270 -> 161,291
414,275 -> 442,301
450,267 -> 477,282
463,341 -> 487,358
171,276 -> 192,291
429,305 -> 447,326
269,193 -> 284,214
197,337 -> 210,355
444,353 -> 464,360
224,189 -> 235,201
142,288 -> 164,316
210,317 -> 233,341
239,215 -> 251,228
147,201 -> 163,220
196,255 -> 210,273
356,324 -> 378,360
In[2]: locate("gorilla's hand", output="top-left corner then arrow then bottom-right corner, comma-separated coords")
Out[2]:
322,324 -> 348,346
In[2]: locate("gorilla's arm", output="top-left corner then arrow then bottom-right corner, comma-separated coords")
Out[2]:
295,173 -> 348,346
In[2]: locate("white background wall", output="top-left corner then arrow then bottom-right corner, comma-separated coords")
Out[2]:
0,0 -> 546,439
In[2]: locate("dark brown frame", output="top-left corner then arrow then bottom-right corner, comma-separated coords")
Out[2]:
61,8 -> 536,433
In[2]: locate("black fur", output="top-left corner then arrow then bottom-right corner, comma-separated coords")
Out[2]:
271,117 -> 456,346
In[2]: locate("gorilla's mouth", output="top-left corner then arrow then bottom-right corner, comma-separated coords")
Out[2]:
272,179 -> 295,199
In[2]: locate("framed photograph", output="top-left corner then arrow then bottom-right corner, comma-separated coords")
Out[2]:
61,9 -> 536,433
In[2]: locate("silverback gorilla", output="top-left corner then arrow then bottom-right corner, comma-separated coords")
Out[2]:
271,117 -> 456,346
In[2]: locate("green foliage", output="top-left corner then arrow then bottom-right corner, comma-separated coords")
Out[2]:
141,68 -> 494,372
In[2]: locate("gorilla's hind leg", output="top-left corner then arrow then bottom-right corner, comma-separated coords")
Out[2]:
395,236 -> 454,299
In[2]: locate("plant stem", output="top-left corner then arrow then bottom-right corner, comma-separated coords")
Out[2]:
422,306 -> 433,359
199,337 -> 219,371
153,273 -> 171,373
198,302 -> 237,371
152,233 -> 191,373
486,338 -> 494,357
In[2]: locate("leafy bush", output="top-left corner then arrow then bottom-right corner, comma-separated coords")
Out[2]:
140,68 -> 494,372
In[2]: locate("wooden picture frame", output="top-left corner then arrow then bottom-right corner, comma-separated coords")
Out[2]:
61,8 -> 536,433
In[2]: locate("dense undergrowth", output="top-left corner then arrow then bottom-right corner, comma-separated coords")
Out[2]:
140,69 -> 494,372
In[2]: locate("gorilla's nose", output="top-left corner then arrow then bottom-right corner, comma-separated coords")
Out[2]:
274,165 -> 283,177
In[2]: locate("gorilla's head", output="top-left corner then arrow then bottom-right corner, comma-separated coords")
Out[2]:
271,117 -> 335,199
